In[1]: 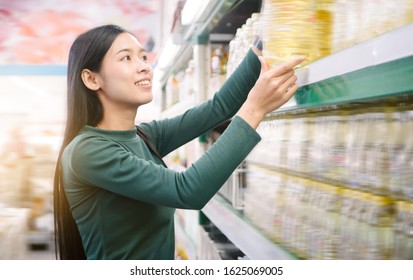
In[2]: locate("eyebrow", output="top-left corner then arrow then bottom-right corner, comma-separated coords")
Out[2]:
116,47 -> 145,55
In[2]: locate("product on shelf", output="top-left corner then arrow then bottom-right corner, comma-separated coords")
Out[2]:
260,0 -> 334,67
393,201 -> 413,259
243,97 -> 413,259
250,102 -> 413,200
226,0 -> 413,71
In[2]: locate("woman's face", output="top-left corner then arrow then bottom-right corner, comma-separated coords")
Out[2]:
95,32 -> 153,109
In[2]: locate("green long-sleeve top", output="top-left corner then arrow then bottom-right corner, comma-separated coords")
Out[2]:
62,49 -> 261,259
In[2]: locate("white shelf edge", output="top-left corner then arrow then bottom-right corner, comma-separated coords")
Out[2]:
202,196 -> 296,260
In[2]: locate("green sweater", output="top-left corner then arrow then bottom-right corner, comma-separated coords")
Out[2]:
62,49 -> 261,259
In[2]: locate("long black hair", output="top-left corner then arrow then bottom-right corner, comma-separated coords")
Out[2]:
53,24 -> 127,259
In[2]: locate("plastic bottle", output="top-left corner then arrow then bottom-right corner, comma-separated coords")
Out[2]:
364,195 -> 394,259
402,109 -> 413,201
406,0 -> 413,23
313,0 -> 333,59
345,109 -> 365,190
279,115 -> 292,171
297,113 -> 315,176
393,200 -> 408,259
311,111 -> 329,180
332,109 -> 350,183
357,192 -> 373,259
287,115 -> 302,173
261,0 -> 314,67
337,189 -> 355,259
325,114 -> 340,181
251,12 -> 262,43
405,202 -> 413,259
322,184 -> 343,259
370,107 -> 391,196
350,190 -> 366,259
387,107 -> 406,199
305,181 -> 322,259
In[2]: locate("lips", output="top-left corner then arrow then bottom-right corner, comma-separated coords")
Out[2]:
135,79 -> 151,87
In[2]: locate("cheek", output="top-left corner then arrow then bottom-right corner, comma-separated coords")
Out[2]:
100,68 -> 132,94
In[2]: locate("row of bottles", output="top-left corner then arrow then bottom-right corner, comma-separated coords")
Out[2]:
243,164 -> 413,259
226,13 -> 261,77
163,59 -> 195,110
248,102 -> 413,201
226,0 -> 413,73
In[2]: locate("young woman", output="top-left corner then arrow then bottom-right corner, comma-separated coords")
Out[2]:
53,24 -> 305,260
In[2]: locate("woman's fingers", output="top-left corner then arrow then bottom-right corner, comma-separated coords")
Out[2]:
283,83 -> 299,101
257,55 -> 270,74
270,56 -> 306,77
278,72 -> 298,94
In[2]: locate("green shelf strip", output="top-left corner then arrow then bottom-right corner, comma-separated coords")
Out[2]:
291,55 -> 413,110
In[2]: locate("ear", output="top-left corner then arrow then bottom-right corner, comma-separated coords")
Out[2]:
81,69 -> 101,91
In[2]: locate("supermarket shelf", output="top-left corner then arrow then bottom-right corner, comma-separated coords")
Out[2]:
202,195 -> 296,260
277,23 -> 413,113
158,0 -> 238,85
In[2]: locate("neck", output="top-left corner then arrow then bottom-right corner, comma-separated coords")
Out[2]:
97,106 -> 138,131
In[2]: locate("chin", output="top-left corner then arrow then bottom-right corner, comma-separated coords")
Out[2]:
139,94 -> 153,105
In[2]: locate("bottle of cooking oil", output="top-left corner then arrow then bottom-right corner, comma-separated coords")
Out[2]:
287,115 -> 303,173
406,0 -> 413,23
357,192 -> 374,259
388,106 -> 407,199
251,12 -> 262,43
261,0 -> 314,67
302,180 -> 315,258
370,106 -> 392,196
351,189 -> 365,259
338,189 -> 357,259
279,115 -> 292,171
311,110 -> 331,180
313,0 -> 334,60
345,108 -> 366,190
405,202 -> 413,259
273,172 -> 289,243
364,194 -> 394,259
393,200 -> 409,259
332,109 -> 350,183
332,0 -> 349,52
322,184 -> 343,259
362,109 -> 382,193
402,108 -> 413,201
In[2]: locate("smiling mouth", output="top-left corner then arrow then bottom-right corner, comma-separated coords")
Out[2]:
135,80 -> 151,87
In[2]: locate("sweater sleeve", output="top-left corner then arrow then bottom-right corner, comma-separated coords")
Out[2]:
140,48 -> 261,156
67,116 -> 261,210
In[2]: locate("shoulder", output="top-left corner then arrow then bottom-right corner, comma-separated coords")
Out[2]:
62,130 -> 122,169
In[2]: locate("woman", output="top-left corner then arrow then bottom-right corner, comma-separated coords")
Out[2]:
53,24 -> 305,260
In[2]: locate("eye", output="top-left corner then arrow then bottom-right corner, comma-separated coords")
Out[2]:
121,55 -> 131,61
140,55 -> 148,62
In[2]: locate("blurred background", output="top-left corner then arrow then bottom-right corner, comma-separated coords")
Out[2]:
1,0 -> 413,260
0,0 -> 165,259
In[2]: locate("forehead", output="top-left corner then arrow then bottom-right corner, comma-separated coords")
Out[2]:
107,32 -> 144,55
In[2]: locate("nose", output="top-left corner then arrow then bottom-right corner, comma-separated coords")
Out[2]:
136,58 -> 151,73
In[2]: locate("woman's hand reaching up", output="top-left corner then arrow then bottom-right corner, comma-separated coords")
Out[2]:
236,55 -> 306,129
